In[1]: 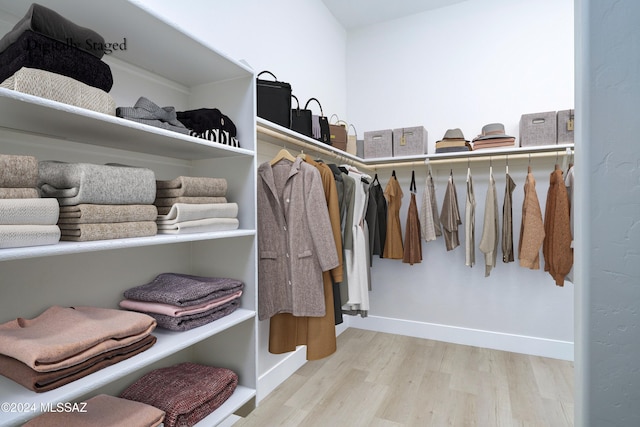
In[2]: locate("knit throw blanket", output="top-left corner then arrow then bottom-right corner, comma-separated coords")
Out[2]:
116,97 -> 190,135
120,363 -> 238,427
2,67 -> 116,115
0,153 -> 38,187
0,198 -> 59,225
0,188 -> 39,199
156,217 -> 239,235
0,335 -> 156,393
0,30 -> 113,92
0,306 -> 156,372
156,202 -> 238,224
58,221 -> 157,242
0,3 -> 106,59
120,290 -> 243,318
58,204 -> 158,224
38,161 -> 156,206
123,273 -> 245,307
0,224 -> 60,249
155,176 -> 227,198
23,394 -> 165,427
145,299 -> 240,331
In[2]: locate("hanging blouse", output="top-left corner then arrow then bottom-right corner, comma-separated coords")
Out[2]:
479,170 -> 498,277
403,171 -> 422,265
383,172 -> 404,259
439,172 -> 461,251
565,164 -> 575,282
370,175 -> 388,257
543,165 -> 573,286
518,167 -> 545,269
465,170 -> 476,267
502,172 -> 516,263
420,170 -> 442,242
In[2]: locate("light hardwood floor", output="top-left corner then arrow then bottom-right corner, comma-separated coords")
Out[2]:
235,328 -> 574,427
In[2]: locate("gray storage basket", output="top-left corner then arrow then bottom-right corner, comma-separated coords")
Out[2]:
519,111 -> 557,146
363,129 -> 393,158
557,109 -> 575,144
392,126 -> 428,156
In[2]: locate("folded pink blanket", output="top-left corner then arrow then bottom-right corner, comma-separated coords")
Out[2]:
146,299 -> 240,331
23,394 -> 165,427
0,306 -> 156,372
119,290 -> 242,317
120,362 -> 238,427
155,176 -> 227,198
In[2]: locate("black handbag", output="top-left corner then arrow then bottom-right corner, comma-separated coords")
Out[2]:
256,71 -> 291,128
290,97 -> 331,144
290,94 -> 312,138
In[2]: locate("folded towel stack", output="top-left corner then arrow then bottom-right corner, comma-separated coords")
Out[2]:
24,394 -> 165,427
120,272 -> 244,331
0,4 -> 116,114
154,176 -> 239,234
0,306 -> 157,392
0,153 -> 61,249
38,161 -> 158,241
177,108 -> 240,148
120,362 -> 238,427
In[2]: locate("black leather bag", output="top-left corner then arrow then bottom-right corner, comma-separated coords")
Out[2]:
290,94 -> 312,137
256,71 -> 291,128
291,97 -> 331,144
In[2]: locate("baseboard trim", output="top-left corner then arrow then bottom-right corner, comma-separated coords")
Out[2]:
345,315 -> 574,361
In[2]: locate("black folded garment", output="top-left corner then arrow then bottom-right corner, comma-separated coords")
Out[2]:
0,30 -> 113,92
177,108 -> 237,137
0,3 -> 106,59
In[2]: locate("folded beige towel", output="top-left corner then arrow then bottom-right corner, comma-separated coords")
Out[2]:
0,224 -> 60,249
58,221 -> 157,242
23,394 -> 165,426
0,154 -> 38,188
156,218 -> 239,235
153,196 -> 227,207
155,176 -> 227,198
0,187 -> 39,199
58,204 -> 158,224
0,306 -> 156,372
0,198 -> 59,225
156,202 -> 238,225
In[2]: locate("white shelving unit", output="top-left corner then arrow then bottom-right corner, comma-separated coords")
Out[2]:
0,1 -> 257,426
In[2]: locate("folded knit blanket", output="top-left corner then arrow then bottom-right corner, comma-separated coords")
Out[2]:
24,394 -> 165,427
156,217 -> 239,235
0,198 -> 59,225
155,176 -> 227,198
0,30 -> 113,92
117,97 -> 190,135
0,224 -> 60,249
120,290 -> 243,318
38,161 -> 156,206
0,187 -> 39,199
147,299 -> 240,331
154,196 -> 227,208
0,3 -> 106,59
58,204 -> 158,224
120,362 -> 238,427
156,202 -> 238,224
0,153 -> 38,187
58,221 -> 157,242
0,305 -> 156,372
0,335 -> 156,393
176,107 -> 237,136
123,273 -> 245,307
2,67 -> 116,115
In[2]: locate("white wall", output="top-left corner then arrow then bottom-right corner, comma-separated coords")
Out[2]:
575,0 -> 640,425
344,0 -> 575,360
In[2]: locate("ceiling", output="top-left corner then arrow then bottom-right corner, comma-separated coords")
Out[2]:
321,0 -> 469,30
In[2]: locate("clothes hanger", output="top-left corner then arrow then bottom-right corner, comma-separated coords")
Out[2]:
505,154 -> 509,175
466,157 -> 471,182
270,147 -> 296,166
392,169 -> 396,178
410,170 -> 417,193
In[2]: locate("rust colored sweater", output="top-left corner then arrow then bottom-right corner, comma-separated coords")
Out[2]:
543,166 -> 574,286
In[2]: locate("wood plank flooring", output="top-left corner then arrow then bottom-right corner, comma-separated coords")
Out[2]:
234,328 -> 574,427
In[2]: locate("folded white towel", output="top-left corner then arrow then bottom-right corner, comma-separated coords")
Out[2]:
0,198 -> 59,225
156,203 -> 238,225
156,218 -> 239,235
0,225 -> 60,249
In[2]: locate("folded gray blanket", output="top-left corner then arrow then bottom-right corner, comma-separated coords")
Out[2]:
156,218 -> 239,235
58,221 -> 157,242
0,224 -> 60,249
58,204 -> 158,224
0,3 -> 106,58
117,97 -> 190,135
156,203 -> 238,224
0,198 -> 59,225
0,153 -> 38,187
154,196 -> 227,208
123,273 -> 245,307
38,161 -> 156,206
145,299 -> 240,331
155,176 -> 227,198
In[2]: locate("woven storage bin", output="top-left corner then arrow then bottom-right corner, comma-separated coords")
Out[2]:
1,67 -> 116,115
519,111 -> 557,147
364,129 -> 393,158
393,126 -> 428,156
356,139 -> 364,157
557,109 -> 575,144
